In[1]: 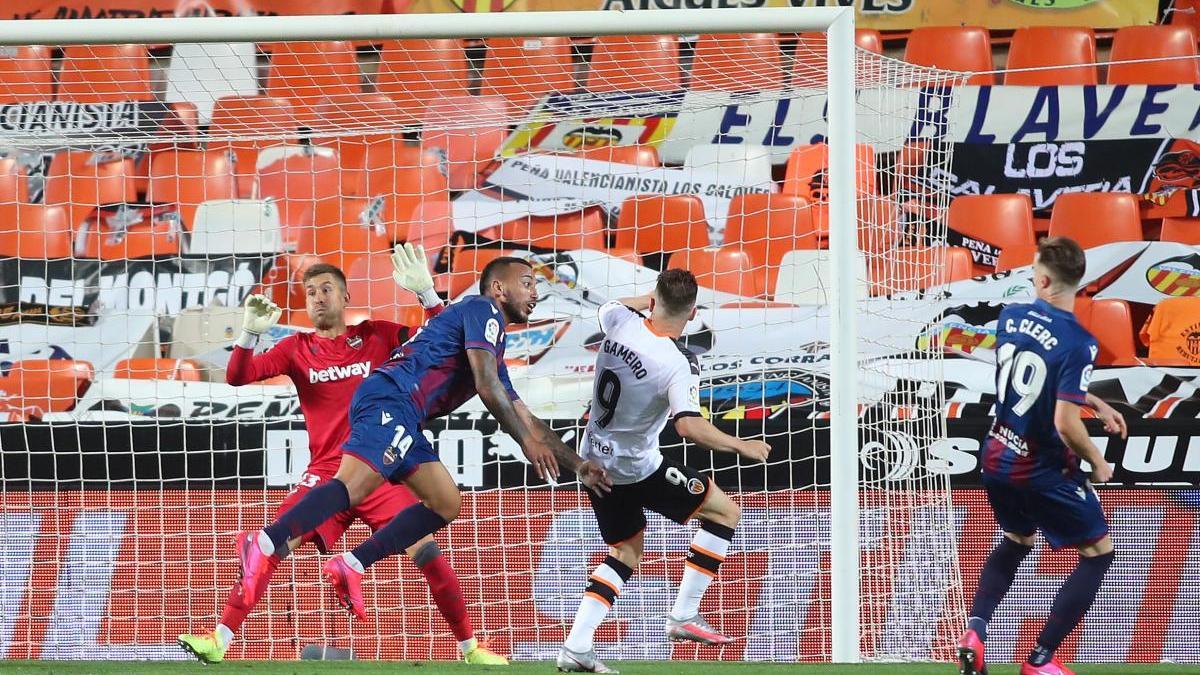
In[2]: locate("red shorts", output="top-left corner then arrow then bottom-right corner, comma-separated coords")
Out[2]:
275,471 -> 419,554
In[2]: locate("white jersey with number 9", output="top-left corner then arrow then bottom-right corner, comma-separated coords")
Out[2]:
582,301 -> 703,485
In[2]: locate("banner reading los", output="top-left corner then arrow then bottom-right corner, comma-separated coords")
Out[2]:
9,0 -> 1155,27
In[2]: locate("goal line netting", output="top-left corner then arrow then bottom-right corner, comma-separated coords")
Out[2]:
0,17 -> 967,663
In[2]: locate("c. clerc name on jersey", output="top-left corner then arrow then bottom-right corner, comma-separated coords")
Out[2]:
602,338 -> 649,379
308,361 -> 372,384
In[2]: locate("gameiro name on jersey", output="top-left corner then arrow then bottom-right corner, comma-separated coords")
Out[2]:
983,298 -> 1099,488
582,301 -> 703,485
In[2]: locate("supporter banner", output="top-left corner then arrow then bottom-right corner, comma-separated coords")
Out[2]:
8,414 -> 1198,490
0,310 -> 155,374
402,0 -> 1153,29
659,84 -> 1200,213
7,0 -> 385,19
0,254 -> 276,315
500,91 -> 683,157
0,101 -> 175,142
0,488 -> 1194,662
478,154 -> 775,243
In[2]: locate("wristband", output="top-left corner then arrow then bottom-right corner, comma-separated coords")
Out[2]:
235,331 -> 259,349
417,287 -> 441,309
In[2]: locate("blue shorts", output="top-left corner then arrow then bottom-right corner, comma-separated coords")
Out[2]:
983,474 -> 1109,550
341,374 -> 438,483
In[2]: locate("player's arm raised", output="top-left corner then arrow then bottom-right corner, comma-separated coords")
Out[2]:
392,242 -> 443,316
466,348 -> 561,481
226,293 -> 289,386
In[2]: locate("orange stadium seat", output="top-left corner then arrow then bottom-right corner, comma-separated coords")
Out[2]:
44,151 -> 137,228
498,207 -> 607,251
481,37 -> 575,112
1074,297 -> 1138,366
80,215 -> 182,260
0,359 -> 94,420
209,95 -> 302,198
904,26 -> 995,85
356,159 -> 450,239
667,246 -> 764,298
1160,217 -> 1200,245
113,358 -> 203,381
947,194 -> 1036,273
57,45 -> 152,102
614,194 -> 711,256
792,30 -> 884,87
565,144 -> 661,167
147,150 -> 237,229
405,200 -> 455,260
1108,25 -> 1200,85
0,204 -> 71,258
869,246 -> 974,295
443,247 -> 513,300
1005,27 -> 1098,86
266,41 -> 363,125
344,252 -> 429,324
1049,192 -> 1143,249
691,33 -> 783,92
724,193 -> 820,278
376,39 -> 470,124
254,145 -> 342,237
586,35 -> 681,93
0,157 -> 28,204
782,143 -> 876,236
308,196 -> 395,271
995,244 -> 1038,272
421,95 -> 510,191
0,46 -> 52,104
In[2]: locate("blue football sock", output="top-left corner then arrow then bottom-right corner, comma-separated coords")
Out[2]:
262,479 -> 350,558
968,537 -> 1033,641
1029,551 -> 1115,666
351,503 -> 448,569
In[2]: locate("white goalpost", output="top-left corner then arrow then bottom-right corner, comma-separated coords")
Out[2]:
0,8 -> 966,664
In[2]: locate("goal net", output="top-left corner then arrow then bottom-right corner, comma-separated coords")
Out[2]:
0,11 -> 968,663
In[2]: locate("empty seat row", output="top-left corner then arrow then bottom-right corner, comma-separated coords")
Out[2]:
907,24 -> 1200,86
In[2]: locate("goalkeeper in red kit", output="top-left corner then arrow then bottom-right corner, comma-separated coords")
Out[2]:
178,244 -> 507,666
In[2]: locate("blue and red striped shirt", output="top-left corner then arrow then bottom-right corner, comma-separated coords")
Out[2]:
982,299 -> 1098,487
375,295 -> 519,422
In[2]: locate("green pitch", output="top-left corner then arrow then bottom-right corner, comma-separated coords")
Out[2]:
4,662 -> 1199,675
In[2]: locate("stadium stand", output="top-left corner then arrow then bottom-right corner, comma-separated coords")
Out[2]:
113,358 -> 204,382
480,37 -> 575,112
375,39 -> 470,124
690,33 -> 783,92
57,44 -> 153,102
0,45 -> 52,103
0,204 -> 72,258
147,150 -> 238,230
1048,192 -> 1144,249
903,26 -> 995,85
265,41 -> 363,125
667,246 -> 765,298
1108,24 -> 1200,84
1075,297 -> 1139,367
613,194 -> 711,258
585,35 -> 681,93
0,359 -> 94,421
947,194 -> 1036,274
1005,27 -> 1098,86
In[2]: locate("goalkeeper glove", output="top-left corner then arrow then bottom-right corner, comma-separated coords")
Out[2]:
391,242 -> 440,308
237,293 -> 282,348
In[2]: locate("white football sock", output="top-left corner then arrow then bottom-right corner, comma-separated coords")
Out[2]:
670,527 -> 731,621
564,561 -> 628,653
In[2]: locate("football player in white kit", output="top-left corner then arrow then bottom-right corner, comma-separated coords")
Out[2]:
557,269 -> 772,674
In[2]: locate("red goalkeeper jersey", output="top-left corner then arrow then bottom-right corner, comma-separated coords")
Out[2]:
225,308 -> 441,477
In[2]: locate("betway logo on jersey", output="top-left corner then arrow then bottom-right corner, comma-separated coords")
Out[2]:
308,361 -> 371,384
